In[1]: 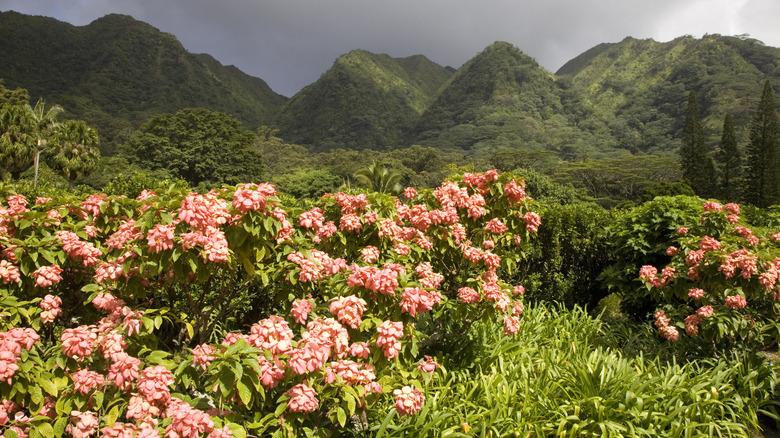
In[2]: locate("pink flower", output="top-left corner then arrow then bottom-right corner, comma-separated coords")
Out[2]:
257,355 -> 285,389
100,423 -> 137,438
72,369 -> 104,395
703,201 -> 723,212
136,365 -> 174,406
699,236 -> 721,252
0,260 -> 20,284
192,344 -> 217,370
348,342 -> 371,359
688,288 -> 705,300
503,316 -> 520,336
485,218 -> 508,234
66,410 -> 99,438
61,326 -> 97,360
457,286 -> 481,304
339,214 -> 362,233
666,246 -> 679,256
248,316 -> 294,355
325,360 -> 376,386
400,287 -> 442,316
361,246 -> 380,264
291,298 -> 314,324
724,295 -> 747,310
164,399 -> 214,438
108,353 -> 141,392
147,224 -> 175,253
32,265 -> 63,287
403,187 -> 418,199
39,294 -> 62,323
126,394 -> 161,424
376,320 -> 404,359
638,265 -> 658,280
522,212 -> 541,232
285,383 -> 319,413
0,351 -> 18,384
677,227 -> 689,235
504,180 -> 527,204
417,356 -> 440,376
697,306 -> 714,318
393,386 -> 425,416
329,295 -> 368,329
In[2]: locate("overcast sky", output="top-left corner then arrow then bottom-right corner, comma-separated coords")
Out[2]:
2,0 -> 780,97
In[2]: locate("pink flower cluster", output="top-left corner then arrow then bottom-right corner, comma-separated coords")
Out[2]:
522,211 -> 541,232
393,386 -> 425,416
324,360 -> 376,386
32,264 -> 63,287
232,183 -> 277,214
400,287 -> 442,316
285,383 -> 319,413
57,230 -> 102,267
376,320 -> 404,359
653,310 -> 679,342
39,294 -> 62,323
329,295 -> 368,329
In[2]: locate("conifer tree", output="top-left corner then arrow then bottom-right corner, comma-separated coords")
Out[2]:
744,80 -> 780,207
679,90 -> 715,197
716,113 -> 741,201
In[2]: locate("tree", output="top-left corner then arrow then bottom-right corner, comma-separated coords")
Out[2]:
26,99 -> 63,188
679,91 -> 715,197
354,162 -> 402,194
744,80 -> 780,207
0,103 -> 37,180
0,79 -> 29,106
128,108 -> 263,187
715,113 -> 742,202
46,119 -> 101,188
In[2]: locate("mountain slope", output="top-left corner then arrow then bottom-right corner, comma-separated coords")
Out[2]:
274,50 -> 452,151
411,41 -> 614,160
0,11 -> 287,149
557,35 -> 780,154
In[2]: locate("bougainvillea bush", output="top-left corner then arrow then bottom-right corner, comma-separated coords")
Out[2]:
639,200 -> 780,352
0,170 -> 537,437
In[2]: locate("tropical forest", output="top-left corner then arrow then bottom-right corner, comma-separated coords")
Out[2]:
2,9 -> 780,437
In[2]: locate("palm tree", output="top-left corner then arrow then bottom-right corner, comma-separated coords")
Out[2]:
46,120 -> 101,188
26,99 -> 63,188
0,104 -> 37,180
354,162 -> 402,194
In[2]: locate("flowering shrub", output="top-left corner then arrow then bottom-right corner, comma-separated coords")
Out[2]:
0,170 -> 537,436
638,200 -> 780,350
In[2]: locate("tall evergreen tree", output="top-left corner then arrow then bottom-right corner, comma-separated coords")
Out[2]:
679,90 -> 715,197
744,80 -> 780,207
716,113 -> 742,201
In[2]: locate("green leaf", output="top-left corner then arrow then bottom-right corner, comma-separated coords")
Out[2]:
39,378 -> 57,396
337,406 -> 347,428
237,380 -> 252,407
37,422 -> 55,438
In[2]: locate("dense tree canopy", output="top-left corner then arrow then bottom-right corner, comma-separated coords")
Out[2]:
127,108 -> 264,188
744,80 -> 780,207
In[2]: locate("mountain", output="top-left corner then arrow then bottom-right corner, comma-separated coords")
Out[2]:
274,50 -> 452,151
557,35 -> 780,155
410,41 -> 615,160
0,11 -> 287,150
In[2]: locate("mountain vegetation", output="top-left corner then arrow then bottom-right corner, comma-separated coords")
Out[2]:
1,11 -> 780,208
0,11 -> 287,152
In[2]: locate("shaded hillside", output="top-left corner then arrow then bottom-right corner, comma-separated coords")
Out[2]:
557,35 -> 780,155
411,42 -> 615,160
275,50 -> 451,151
0,11 -> 287,150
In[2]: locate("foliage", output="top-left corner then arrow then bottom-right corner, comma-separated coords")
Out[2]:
744,80 -> 780,208
126,108 -> 264,188
680,91 -> 716,197
46,119 -> 101,188
601,196 -> 704,319
638,200 -> 780,353
716,113 -> 742,202
0,11 -> 287,153
354,162 -> 402,195
0,104 -> 36,180
0,170 -> 537,436
372,304 -> 780,437
513,203 -> 615,310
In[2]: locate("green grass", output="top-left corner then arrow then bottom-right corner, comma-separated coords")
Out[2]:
366,303 -> 780,437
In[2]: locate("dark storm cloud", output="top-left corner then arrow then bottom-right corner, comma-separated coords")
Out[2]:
2,0 -> 779,96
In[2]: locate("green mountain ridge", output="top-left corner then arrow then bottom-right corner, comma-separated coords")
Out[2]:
275,49 -> 452,151
1,10 -> 779,164
0,11 -> 287,150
